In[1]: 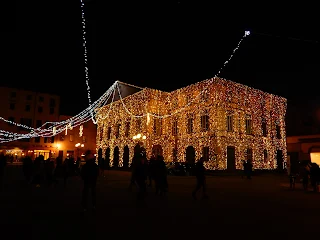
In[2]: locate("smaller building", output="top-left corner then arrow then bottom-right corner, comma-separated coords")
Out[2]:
0,86 -> 60,160
287,134 -> 320,171
54,115 -> 97,160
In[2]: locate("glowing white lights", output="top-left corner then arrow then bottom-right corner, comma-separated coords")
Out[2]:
0,82 -> 117,143
79,125 -> 83,137
0,29 -> 250,144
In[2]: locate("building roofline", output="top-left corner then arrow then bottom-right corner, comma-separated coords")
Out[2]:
116,77 -> 287,101
0,85 -> 60,98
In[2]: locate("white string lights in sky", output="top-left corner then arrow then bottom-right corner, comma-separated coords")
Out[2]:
114,30 -> 251,119
0,82 -> 117,143
0,0 -> 252,144
0,30 -> 251,143
80,0 -> 96,124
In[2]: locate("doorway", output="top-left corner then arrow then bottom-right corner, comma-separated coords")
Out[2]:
123,145 -> 129,168
113,146 -> 119,168
186,146 -> 196,164
105,148 -> 110,168
277,150 -> 283,171
227,146 -> 236,171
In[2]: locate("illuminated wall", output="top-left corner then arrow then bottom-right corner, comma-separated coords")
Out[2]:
96,77 -> 287,170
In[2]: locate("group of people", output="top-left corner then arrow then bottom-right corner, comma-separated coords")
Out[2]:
127,147 -> 209,201
242,160 -> 253,179
128,149 -> 168,201
20,155 -> 82,187
1,147 -> 210,211
296,162 -> 320,192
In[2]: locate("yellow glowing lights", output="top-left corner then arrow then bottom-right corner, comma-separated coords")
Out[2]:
133,133 -> 146,140
96,77 -> 287,170
310,152 -> 320,165
79,125 -> 83,137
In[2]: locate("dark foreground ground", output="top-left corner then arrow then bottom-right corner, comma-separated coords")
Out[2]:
0,166 -> 319,240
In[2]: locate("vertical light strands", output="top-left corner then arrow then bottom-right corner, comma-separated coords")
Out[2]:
80,0 -> 96,124
215,30 -> 250,77
79,125 -> 83,137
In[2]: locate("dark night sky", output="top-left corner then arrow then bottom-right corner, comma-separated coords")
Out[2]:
5,1 -> 320,116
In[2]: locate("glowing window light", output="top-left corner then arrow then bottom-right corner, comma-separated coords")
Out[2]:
310,152 -> 320,165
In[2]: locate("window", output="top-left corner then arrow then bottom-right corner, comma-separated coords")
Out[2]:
49,98 -> 56,107
10,92 -> 16,98
36,120 -> 42,128
246,148 -> 253,162
25,105 -> 31,112
263,149 -> 268,162
10,103 -> 15,110
107,127 -> 111,139
187,116 -> 193,134
39,96 -> 44,102
186,95 -> 192,105
115,124 -> 121,138
153,118 -> 162,135
19,118 -> 32,130
35,137 -> 40,143
19,138 -> 30,142
276,125 -> 281,139
8,117 -> 14,126
69,134 -> 74,142
125,122 -> 130,137
51,136 -> 55,143
26,95 -> 32,100
99,125 -> 104,142
201,111 -> 209,131
50,107 -> 54,115
172,120 -> 178,136
172,148 -> 178,162
44,137 -> 49,143
201,90 -> 209,102
262,119 -> 267,137
203,147 -> 209,161
136,119 -> 142,132
60,135 -> 65,141
172,99 -> 178,108
245,115 -> 252,134
38,106 -> 43,113
227,115 -> 233,132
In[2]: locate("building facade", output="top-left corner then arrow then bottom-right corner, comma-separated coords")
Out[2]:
0,86 -> 60,160
96,78 -> 287,170
287,134 -> 320,169
54,115 -> 97,160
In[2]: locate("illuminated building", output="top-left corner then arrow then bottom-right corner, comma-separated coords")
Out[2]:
0,86 -> 60,160
96,77 -> 287,170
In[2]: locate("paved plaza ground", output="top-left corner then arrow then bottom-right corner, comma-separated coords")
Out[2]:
1,166 -> 319,240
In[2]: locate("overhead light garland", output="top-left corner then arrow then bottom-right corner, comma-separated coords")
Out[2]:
115,31 -> 251,119
0,82 -> 117,143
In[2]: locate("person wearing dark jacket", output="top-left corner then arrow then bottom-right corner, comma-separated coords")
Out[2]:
81,151 -> 99,212
192,157 -> 209,200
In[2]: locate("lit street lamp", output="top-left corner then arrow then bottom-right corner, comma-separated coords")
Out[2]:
75,142 -> 84,158
133,133 -> 146,140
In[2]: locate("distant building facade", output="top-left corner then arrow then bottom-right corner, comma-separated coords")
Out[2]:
287,134 -> 320,169
0,86 -> 60,160
96,78 -> 287,170
54,115 -> 97,160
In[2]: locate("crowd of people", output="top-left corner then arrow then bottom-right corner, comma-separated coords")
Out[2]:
2,147 -> 319,212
